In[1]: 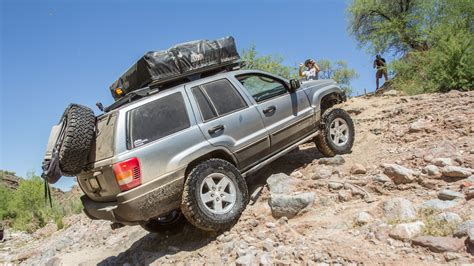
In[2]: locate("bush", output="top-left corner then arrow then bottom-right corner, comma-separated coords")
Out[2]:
392,27 -> 474,95
1,173 -> 83,233
0,186 -> 14,221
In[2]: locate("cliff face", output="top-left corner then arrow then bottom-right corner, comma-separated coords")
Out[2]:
0,171 -> 21,190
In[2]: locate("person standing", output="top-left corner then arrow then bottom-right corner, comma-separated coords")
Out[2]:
373,55 -> 388,91
299,59 -> 320,81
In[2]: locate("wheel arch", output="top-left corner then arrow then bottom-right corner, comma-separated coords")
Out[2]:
311,85 -> 346,113
184,148 -> 238,179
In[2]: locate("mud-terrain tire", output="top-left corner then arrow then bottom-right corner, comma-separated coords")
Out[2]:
140,210 -> 187,234
181,159 -> 249,232
315,108 -> 355,157
58,104 -> 95,176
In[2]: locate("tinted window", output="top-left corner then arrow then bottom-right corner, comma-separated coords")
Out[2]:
192,86 -> 218,121
129,92 -> 190,148
201,79 -> 247,116
236,74 -> 287,102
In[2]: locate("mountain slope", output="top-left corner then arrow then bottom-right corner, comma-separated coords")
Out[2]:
1,90 -> 474,265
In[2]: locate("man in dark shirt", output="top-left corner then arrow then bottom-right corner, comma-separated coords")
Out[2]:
373,55 -> 388,91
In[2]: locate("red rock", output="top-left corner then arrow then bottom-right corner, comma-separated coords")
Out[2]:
412,236 -> 465,253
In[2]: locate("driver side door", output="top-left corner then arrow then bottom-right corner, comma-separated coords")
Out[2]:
234,73 -> 315,153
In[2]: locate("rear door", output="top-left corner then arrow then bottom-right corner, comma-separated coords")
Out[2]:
186,78 -> 270,170
234,73 -> 315,153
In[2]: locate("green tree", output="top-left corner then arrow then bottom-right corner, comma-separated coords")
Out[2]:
0,186 -> 13,220
348,0 -> 474,94
318,59 -> 359,96
241,45 -> 294,79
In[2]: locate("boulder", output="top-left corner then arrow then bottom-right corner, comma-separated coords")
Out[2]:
268,192 -> 315,218
425,141 -> 458,159
437,189 -> 464,200
311,166 -> 333,180
259,253 -> 272,265
382,164 -> 415,184
389,221 -> 425,241
421,199 -> 460,210
262,238 -> 274,252
328,182 -> 343,190
467,228 -> 474,245
355,212 -> 372,226
466,187 -> 474,200
409,119 -> 432,133
424,165 -> 440,177
318,155 -> 345,166
267,173 -> 295,194
435,212 -> 462,224
453,220 -> 474,237
373,174 -> 392,183
235,254 -> 255,266
431,158 -> 453,167
350,163 -> 367,175
382,198 -> 417,222
412,236 -> 465,252
338,190 -> 352,202
442,166 -> 472,179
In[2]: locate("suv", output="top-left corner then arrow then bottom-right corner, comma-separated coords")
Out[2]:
43,69 -> 354,233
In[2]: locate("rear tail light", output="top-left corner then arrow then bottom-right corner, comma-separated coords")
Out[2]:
113,157 -> 141,191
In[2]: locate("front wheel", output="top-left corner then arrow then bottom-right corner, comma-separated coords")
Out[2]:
315,108 -> 355,157
181,159 -> 249,232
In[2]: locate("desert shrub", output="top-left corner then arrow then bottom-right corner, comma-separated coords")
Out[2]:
0,186 -> 14,221
3,173 -> 82,232
418,208 -> 459,237
392,28 -> 474,95
348,0 -> 474,94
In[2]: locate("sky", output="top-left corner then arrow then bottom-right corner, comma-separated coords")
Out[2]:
1,0 -> 382,191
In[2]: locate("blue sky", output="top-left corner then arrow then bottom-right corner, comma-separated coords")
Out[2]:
1,0 -> 381,190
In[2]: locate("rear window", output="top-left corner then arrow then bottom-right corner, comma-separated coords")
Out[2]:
89,112 -> 117,162
128,92 -> 190,148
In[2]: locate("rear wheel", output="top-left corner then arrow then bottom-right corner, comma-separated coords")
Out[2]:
315,108 -> 355,157
140,210 -> 186,234
181,159 -> 249,232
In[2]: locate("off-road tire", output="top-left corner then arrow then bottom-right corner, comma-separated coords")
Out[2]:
315,108 -> 355,157
181,159 -> 249,232
140,210 -> 187,234
58,104 -> 95,176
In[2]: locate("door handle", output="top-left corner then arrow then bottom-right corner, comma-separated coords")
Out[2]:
263,106 -> 276,114
208,125 -> 224,134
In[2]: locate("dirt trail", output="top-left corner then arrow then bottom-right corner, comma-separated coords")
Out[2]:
1,90 -> 474,265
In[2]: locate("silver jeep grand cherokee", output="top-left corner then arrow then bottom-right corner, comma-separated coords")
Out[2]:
44,69 -> 354,233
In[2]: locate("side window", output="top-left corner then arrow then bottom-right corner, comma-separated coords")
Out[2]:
192,87 -> 218,121
236,74 -> 287,102
129,92 -> 190,148
192,79 -> 248,121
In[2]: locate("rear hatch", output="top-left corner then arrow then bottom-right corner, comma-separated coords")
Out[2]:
77,112 -> 122,202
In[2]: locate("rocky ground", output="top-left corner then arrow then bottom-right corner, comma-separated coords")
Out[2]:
1,90 -> 474,265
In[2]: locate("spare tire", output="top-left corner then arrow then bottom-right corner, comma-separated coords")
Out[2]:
58,104 -> 95,176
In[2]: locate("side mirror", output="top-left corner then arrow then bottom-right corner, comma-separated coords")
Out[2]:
289,79 -> 300,93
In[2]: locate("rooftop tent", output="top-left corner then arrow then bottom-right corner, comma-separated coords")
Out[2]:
110,36 -> 240,100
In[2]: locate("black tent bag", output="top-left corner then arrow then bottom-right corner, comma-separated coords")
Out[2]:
110,36 -> 239,100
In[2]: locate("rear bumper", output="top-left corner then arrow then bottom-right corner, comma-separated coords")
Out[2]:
81,173 -> 184,224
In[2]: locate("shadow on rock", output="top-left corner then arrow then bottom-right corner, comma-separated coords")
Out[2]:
98,222 -> 216,265
247,145 -> 323,189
